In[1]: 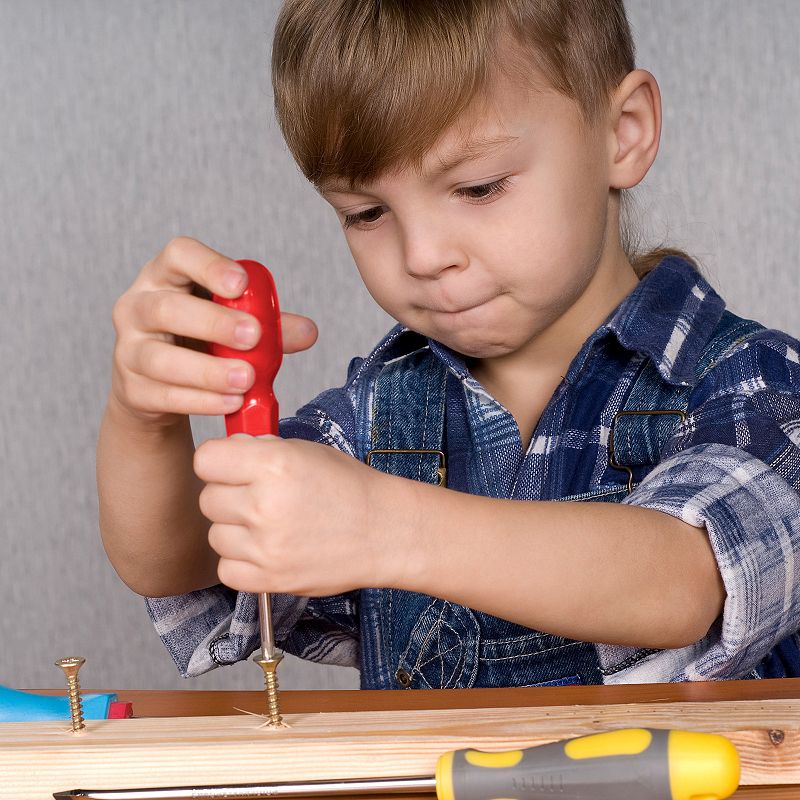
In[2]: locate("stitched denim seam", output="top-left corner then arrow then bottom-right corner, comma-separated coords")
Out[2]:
594,354 -> 644,485
482,632 -> 557,646
437,613 -> 444,687
399,596 -> 439,669
420,364 -> 432,481
410,607 -> 469,687
463,390 -> 495,496
415,644 -> 464,689
480,641 -> 586,662
417,640 -> 463,672
385,590 -> 394,684
412,604 -> 452,675
387,367 -> 394,452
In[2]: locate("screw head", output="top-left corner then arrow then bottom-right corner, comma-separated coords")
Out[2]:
55,656 -> 85,676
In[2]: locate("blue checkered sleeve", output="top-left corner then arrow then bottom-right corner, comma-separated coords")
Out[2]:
145,374 -> 366,678
600,333 -> 800,682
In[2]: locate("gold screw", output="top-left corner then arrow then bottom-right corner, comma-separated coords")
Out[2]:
55,656 -> 86,732
253,652 -> 284,727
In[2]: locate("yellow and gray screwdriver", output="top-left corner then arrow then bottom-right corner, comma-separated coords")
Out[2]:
54,727 -> 740,799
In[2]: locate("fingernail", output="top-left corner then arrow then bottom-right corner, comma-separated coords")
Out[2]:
234,320 -> 259,346
223,394 -> 242,409
223,267 -> 247,295
228,367 -> 249,389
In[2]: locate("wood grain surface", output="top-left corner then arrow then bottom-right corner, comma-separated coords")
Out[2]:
2,696 -> 799,800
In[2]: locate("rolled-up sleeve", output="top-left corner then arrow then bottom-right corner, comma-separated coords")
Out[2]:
145,586 -> 310,677
599,336 -> 800,682
145,376 -> 365,677
601,441 -> 800,682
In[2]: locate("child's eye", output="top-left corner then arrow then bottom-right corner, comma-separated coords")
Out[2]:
343,206 -> 385,229
341,177 -> 512,230
456,176 -> 512,201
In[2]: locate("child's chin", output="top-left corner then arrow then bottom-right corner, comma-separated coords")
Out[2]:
442,332 -> 518,360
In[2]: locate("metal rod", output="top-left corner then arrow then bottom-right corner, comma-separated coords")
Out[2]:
53,775 -> 437,799
254,592 -> 283,726
258,592 -> 275,660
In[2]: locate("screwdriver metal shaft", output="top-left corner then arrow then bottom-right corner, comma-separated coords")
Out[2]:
54,775 -> 436,799
253,591 -> 284,727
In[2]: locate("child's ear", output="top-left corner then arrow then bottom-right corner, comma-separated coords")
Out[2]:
607,69 -> 661,189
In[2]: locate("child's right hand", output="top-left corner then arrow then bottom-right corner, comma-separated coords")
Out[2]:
109,237 -> 318,429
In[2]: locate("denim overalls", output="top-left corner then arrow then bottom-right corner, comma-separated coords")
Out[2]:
355,310 -> 800,688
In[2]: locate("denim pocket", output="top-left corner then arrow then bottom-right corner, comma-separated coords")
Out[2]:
381,593 -> 603,689
478,628 -> 600,687
390,594 -> 481,689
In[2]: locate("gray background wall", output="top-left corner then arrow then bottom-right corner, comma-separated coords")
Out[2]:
1,1 -> 797,693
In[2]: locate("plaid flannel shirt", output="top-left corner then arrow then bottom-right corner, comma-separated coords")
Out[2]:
147,258 -> 800,683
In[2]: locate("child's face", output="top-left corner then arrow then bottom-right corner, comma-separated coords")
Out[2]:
320,69 -> 626,362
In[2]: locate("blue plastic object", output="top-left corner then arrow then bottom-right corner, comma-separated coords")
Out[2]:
0,684 -> 118,722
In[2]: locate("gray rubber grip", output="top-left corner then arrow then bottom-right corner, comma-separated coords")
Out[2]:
450,728 -> 671,800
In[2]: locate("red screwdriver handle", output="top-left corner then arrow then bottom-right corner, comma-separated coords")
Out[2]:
210,260 -> 283,436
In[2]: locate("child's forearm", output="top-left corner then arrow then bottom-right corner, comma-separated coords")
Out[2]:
96,397 -> 219,597
388,479 -> 725,649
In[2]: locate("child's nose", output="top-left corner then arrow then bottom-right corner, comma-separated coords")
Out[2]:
401,217 -> 468,279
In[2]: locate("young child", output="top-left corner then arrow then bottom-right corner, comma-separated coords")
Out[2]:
97,0 -> 800,688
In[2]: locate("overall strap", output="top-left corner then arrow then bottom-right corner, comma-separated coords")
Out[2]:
359,345 -> 451,690
365,346 -> 448,487
610,311 -> 765,491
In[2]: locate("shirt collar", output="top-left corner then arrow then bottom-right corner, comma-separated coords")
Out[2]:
605,256 -> 726,386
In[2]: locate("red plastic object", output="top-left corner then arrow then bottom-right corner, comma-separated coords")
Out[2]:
210,260 -> 283,436
107,701 -> 134,719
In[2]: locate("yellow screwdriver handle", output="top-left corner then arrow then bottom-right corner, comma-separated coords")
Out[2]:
435,728 -> 740,800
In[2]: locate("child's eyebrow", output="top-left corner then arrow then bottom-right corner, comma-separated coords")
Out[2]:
433,133 -> 519,175
319,133 -> 519,196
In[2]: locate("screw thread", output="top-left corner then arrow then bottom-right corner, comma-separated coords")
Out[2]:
66,675 -> 85,731
263,669 -> 283,726
55,656 -> 86,733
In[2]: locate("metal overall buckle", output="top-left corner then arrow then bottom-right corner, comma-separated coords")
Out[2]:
608,409 -> 687,494
365,449 -> 447,487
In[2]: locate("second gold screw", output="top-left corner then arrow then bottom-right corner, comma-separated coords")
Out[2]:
55,656 -> 86,733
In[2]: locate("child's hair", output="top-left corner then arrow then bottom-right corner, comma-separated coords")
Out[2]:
271,0 -> 694,277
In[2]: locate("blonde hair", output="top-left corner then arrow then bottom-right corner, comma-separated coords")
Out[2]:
272,0 -> 696,277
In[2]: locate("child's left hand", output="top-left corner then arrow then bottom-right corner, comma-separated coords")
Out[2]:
193,435 -> 405,596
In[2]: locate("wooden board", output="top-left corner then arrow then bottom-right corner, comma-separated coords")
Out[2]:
1,699 -> 799,799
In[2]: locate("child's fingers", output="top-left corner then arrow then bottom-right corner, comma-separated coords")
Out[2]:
121,374 -> 244,418
207,523 -> 257,562
131,290 -> 261,351
280,313 -> 318,353
216,557 -> 271,594
129,339 -> 253,395
199,484 -> 251,525
141,236 -> 249,299
194,436 -> 281,484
